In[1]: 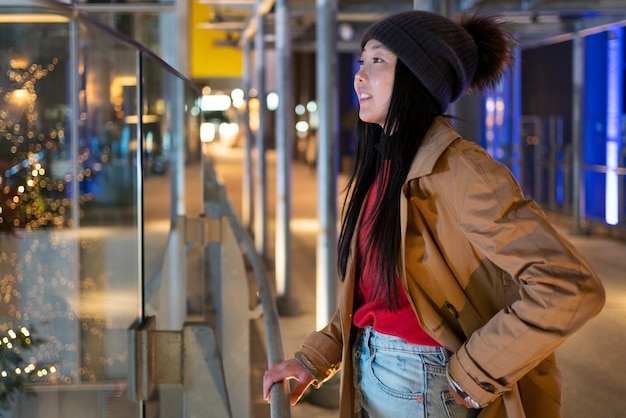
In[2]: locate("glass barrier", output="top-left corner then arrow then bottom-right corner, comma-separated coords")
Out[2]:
0,2 -> 201,416
80,12 -> 166,57
141,53 -> 176,310
76,0 -> 175,4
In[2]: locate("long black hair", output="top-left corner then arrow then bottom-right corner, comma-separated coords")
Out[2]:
337,59 -> 441,310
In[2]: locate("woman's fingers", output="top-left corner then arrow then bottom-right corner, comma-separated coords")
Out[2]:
262,358 -> 315,404
447,383 -> 473,409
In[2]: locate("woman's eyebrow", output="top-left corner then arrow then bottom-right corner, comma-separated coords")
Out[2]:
366,42 -> 390,52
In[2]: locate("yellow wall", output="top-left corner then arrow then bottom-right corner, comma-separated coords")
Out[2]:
190,1 -> 243,79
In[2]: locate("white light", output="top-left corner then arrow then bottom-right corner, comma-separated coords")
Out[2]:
339,23 -> 354,41
295,121 -> 309,133
605,142 -> 619,225
605,28 -> 621,226
267,92 -> 279,111
231,88 -> 245,109
201,94 -> 231,111
231,88 -> 244,102
200,122 -> 216,143
219,122 -> 239,137
485,98 -> 495,112
306,101 -> 318,113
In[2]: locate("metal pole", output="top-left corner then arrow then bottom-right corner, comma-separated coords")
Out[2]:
255,15 -> 268,257
315,0 -> 338,329
571,25 -> 586,234
275,0 -> 299,315
243,37 -> 254,231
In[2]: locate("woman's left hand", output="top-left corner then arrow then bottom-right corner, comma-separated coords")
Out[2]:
448,383 -> 474,409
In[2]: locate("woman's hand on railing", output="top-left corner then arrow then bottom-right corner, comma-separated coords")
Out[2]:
263,357 -> 315,406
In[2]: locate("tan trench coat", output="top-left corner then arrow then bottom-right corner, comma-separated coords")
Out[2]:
297,117 -> 605,418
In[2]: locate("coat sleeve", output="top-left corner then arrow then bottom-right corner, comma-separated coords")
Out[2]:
442,141 -> 605,407
295,308 -> 344,388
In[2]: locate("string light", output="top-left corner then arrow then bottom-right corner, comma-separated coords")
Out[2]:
1,56 -> 128,406
0,326 -> 58,403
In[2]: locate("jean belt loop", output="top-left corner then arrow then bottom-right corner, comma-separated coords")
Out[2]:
363,326 -> 372,351
439,346 -> 451,363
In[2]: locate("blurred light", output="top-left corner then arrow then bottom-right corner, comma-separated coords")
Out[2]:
339,23 -> 354,41
306,101 -> 317,113
249,97 -> 260,112
8,89 -> 29,105
10,58 -> 28,70
0,14 -> 69,23
485,98 -> 495,112
295,121 -> 309,133
202,86 -> 212,95
231,88 -> 245,109
124,114 -> 159,124
201,94 -> 231,111
231,88 -> 244,102
267,92 -> 279,111
291,217 -> 318,233
200,122 -> 216,142
605,28 -> 621,225
295,104 -> 306,116
219,122 -> 239,137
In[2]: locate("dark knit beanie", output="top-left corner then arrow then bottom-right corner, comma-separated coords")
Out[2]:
361,11 -> 514,113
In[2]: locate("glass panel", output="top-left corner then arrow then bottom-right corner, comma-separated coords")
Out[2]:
0,7 -> 142,416
184,83 -> 202,167
141,53 -> 173,317
82,12 -> 165,56
75,0 -> 175,4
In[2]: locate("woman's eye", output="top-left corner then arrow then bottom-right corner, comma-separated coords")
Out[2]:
357,59 -> 364,66
373,57 -> 384,63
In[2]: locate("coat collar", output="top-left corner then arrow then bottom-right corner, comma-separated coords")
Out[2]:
406,116 -> 462,181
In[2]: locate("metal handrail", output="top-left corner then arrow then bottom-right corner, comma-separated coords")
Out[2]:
202,154 -> 292,418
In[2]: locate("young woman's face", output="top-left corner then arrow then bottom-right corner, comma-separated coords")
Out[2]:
354,39 -> 397,128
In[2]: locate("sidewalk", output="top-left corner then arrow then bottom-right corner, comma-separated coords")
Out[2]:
202,142 -> 626,418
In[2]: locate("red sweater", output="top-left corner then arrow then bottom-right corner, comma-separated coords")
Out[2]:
353,170 -> 441,347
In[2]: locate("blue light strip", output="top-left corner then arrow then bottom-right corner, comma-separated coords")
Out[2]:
605,26 -> 622,225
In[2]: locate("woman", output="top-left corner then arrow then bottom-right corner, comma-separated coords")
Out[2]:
263,10 -> 605,418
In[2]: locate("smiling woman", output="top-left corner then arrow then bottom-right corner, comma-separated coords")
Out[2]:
262,10 -> 605,418
353,41 -> 397,127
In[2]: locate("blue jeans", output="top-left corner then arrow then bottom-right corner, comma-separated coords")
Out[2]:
352,326 -> 480,418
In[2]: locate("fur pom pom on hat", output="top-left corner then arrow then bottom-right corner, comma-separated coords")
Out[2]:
361,11 -> 515,113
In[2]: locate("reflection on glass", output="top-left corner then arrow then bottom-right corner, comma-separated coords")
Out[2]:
0,16 -> 140,416
1,3 -> 201,415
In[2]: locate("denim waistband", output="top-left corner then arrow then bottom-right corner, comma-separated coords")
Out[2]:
356,326 -> 450,358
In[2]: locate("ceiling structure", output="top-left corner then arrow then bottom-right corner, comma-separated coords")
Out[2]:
196,0 -> 626,52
